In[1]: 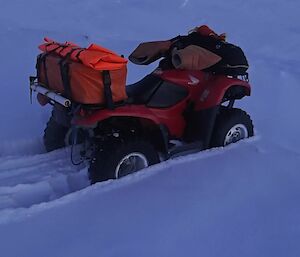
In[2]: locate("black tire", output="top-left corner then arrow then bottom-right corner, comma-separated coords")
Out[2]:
43,110 -> 70,152
211,107 -> 254,147
89,139 -> 160,184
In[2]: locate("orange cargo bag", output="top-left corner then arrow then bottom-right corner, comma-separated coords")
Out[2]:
36,38 -> 128,108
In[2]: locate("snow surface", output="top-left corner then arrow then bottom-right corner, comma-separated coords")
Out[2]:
0,0 -> 300,257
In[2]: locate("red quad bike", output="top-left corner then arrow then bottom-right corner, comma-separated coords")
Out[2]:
33,66 -> 254,184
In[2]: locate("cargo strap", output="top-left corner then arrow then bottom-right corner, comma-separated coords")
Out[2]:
60,62 -> 72,99
75,49 -> 85,63
58,48 -> 83,100
36,53 -> 50,87
36,45 -> 63,88
102,70 -> 114,110
35,54 -> 43,84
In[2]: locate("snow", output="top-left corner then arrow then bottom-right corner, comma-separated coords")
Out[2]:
0,148 -> 89,210
1,139 -> 300,257
0,0 -> 300,257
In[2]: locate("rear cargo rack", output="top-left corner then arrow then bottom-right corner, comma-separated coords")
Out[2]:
30,78 -> 72,107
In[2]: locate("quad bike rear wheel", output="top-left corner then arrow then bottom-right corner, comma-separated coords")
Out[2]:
89,139 -> 160,184
211,107 -> 254,147
43,106 -> 70,152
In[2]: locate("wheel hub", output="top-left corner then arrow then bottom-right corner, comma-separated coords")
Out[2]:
115,152 -> 149,178
224,124 -> 248,146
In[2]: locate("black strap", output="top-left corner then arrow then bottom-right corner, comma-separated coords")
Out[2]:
36,54 -> 43,81
75,49 -> 85,63
58,48 -> 83,100
59,61 -> 72,99
65,47 -> 82,60
41,54 -> 50,87
57,45 -> 70,54
46,45 -> 62,54
37,45 -> 62,87
102,70 -> 114,110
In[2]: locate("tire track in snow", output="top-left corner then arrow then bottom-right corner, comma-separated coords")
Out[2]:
0,137 -> 262,225
0,148 -> 90,211
0,136 -> 261,217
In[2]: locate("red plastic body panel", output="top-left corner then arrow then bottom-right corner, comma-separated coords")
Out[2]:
73,102 -> 187,138
73,69 -> 251,139
156,69 -> 251,110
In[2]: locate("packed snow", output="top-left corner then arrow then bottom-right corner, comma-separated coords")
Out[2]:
0,0 -> 300,257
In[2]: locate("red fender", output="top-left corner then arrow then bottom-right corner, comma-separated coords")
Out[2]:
194,75 -> 251,110
157,69 -> 250,110
73,105 -> 160,127
73,102 -> 187,138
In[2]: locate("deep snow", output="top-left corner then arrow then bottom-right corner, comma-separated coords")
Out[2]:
0,0 -> 300,257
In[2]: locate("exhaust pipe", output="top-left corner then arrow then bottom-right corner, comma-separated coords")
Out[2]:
30,84 -> 72,108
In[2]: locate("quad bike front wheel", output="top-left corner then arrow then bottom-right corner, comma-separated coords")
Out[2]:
211,107 -> 254,147
89,139 -> 160,184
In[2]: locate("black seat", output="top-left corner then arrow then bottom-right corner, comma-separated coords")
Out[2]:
126,75 -> 162,104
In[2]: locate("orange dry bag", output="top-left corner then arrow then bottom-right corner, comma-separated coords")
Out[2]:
37,38 -> 128,108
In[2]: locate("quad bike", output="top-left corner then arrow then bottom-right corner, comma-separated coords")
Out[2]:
31,66 -> 254,184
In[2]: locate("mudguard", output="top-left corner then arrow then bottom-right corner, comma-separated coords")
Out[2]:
72,102 -> 187,138
194,75 -> 251,110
